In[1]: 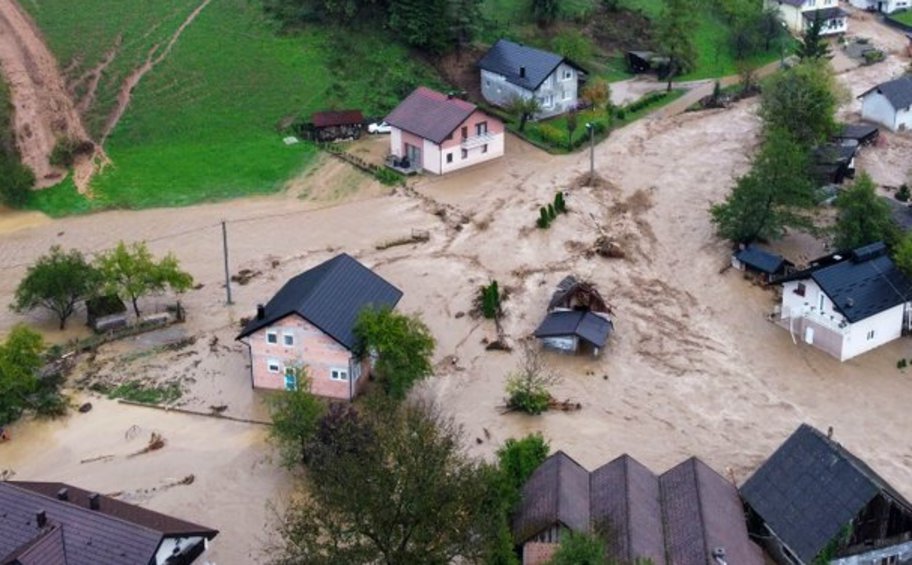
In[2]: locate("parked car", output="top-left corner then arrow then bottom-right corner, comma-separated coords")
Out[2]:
368,121 -> 391,134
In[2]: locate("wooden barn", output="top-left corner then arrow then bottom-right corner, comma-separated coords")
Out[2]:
308,110 -> 364,142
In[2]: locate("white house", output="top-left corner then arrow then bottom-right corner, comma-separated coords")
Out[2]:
849,0 -> 910,14
383,86 -> 505,175
859,76 -> 912,132
776,242 -> 912,361
477,39 -> 586,119
765,0 -> 848,35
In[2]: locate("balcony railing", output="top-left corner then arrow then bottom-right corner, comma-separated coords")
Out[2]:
780,304 -> 849,334
461,132 -> 495,149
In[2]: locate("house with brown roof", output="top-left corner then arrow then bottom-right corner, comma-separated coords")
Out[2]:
384,86 -> 504,175
513,451 -> 764,565
0,481 -> 218,564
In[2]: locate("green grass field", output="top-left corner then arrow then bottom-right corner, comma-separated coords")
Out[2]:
890,10 -> 912,25
22,0 -> 442,215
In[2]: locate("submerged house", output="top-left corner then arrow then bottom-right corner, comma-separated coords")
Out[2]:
860,76 -> 912,133
533,276 -> 613,356
775,242 -> 912,361
384,86 -> 504,175
236,253 -> 402,400
478,39 -> 586,119
813,141 -> 858,185
513,451 -> 764,565
741,424 -> 912,565
0,481 -> 218,564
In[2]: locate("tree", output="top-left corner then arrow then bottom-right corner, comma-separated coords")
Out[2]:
96,241 -> 193,317
388,0 -> 454,54
833,173 -> 898,250
532,0 -> 558,26
758,6 -> 784,51
893,232 -> 912,278
497,433 -> 550,502
796,13 -> 831,61
0,157 -> 35,208
272,400 -> 503,564
728,0 -> 761,61
759,61 -> 842,146
353,306 -> 435,399
656,0 -> 697,91
581,77 -> 611,111
0,325 -> 44,425
506,95 -> 542,132
13,246 -> 100,330
711,131 -> 816,244
566,110 -> 579,150
267,366 -> 326,466
549,531 -> 608,565
505,341 -> 560,414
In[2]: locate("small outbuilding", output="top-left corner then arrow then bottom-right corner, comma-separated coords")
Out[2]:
86,295 -> 128,333
534,276 -> 613,356
732,246 -> 794,282
835,123 -> 879,146
813,141 -> 858,184
859,76 -> 912,132
626,50 -> 669,75
309,110 -> 364,142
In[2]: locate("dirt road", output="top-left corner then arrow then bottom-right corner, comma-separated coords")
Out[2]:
0,0 -> 94,188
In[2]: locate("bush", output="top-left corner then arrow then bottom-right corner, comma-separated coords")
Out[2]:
537,207 -> 551,229
554,191 -> 567,213
863,49 -> 886,65
551,30 -> 592,64
505,384 -> 551,415
479,280 -> 501,319
547,203 -> 556,220
375,167 -> 404,186
49,138 -> 94,168
615,108 -> 627,120
896,184 -> 910,202
535,124 -> 565,147
0,157 -> 35,208
504,343 -> 559,415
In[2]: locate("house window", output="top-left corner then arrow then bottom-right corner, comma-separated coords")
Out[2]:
461,126 -> 468,139
543,94 -> 554,108
446,153 -> 453,163
795,283 -> 806,297
475,121 -> 487,136
867,330 -> 876,340
330,368 -> 348,381
283,332 -> 294,347
266,330 -> 278,344
563,69 -> 573,80
563,89 -> 572,101
284,367 -> 297,391
482,144 -> 488,153
461,148 -> 468,159
818,293 -> 825,312
267,359 -> 280,373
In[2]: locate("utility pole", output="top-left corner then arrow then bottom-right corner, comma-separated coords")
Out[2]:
586,123 -> 595,178
222,221 -> 232,305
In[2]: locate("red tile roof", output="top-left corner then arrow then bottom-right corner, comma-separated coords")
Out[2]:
384,87 -> 478,144
311,110 -> 364,128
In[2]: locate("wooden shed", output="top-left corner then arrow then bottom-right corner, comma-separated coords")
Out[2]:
309,110 -> 364,142
86,295 -> 128,333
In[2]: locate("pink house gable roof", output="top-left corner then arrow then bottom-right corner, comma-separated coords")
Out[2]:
384,87 -> 478,144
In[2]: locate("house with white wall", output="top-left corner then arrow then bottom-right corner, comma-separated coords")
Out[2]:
384,86 -> 504,175
765,0 -> 847,35
849,0 -> 910,14
236,253 -> 402,400
478,39 -> 586,119
860,76 -> 912,132
776,242 -> 912,361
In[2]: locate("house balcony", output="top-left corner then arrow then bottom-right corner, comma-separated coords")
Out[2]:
461,132 -> 495,149
385,154 -> 421,175
776,304 -> 849,335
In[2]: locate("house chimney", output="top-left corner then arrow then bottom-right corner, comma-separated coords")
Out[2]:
56,487 -> 68,501
519,66 -> 526,78
256,304 -> 265,320
712,547 -> 728,565
89,493 -> 100,510
36,510 -> 47,528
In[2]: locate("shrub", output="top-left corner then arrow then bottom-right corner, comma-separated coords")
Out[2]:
896,184 -> 910,202
537,207 -> 551,229
554,191 -> 567,213
49,138 -> 94,168
504,342 -> 559,415
375,167 -> 404,186
863,49 -> 885,65
479,280 -> 501,319
615,108 -> 627,120
535,124 -> 565,147
0,157 -> 35,208
898,358 -> 907,369
547,203 -> 556,220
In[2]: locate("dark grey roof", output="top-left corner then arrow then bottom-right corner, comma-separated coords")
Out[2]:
512,451 -> 591,544
661,457 -> 763,565
384,86 -> 478,145
809,242 -> 912,323
237,253 -> 403,349
741,424 -> 912,564
0,482 -> 163,564
803,6 -> 847,20
534,310 -> 613,348
735,246 -> 789,274
859,76 -> 912,111
590,455 -> 665,565
837,123 -> 879,143
814,141 -> 857,165
478,39 -> 581,91
885,197 -> 912,232
11,526 -> 67,565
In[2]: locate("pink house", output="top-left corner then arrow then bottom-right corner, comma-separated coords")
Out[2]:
385,86 -> 505,175
236,254 -> 402,400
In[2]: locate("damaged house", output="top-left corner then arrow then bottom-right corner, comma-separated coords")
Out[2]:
533,276 -> 614,356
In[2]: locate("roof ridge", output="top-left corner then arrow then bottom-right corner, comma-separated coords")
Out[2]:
687,457 -> 712,561
622,455 -> 634,563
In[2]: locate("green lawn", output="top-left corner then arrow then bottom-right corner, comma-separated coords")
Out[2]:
23,0 -> 443,214
890,10 -> 912,25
